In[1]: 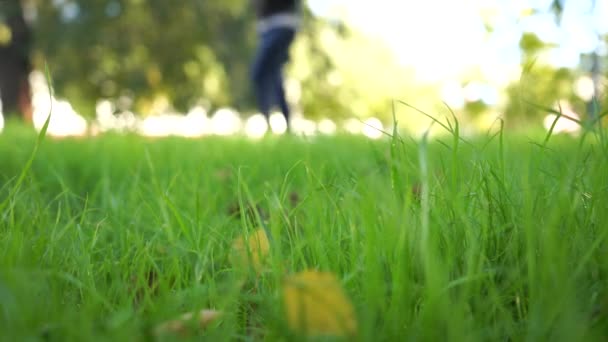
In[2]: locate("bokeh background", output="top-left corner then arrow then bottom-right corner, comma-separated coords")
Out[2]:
0,0 -> 606,137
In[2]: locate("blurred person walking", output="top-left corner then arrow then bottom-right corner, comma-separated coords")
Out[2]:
250,0 -> 300,132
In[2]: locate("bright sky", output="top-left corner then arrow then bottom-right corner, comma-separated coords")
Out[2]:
308,0 -> 608,84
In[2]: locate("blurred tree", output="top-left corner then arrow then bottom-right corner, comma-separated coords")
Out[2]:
0,0 -> 32,121
501,0 -> 606,127
3,0 -> 603,129
501,31 -> 577,128
549,0 -> 605,120
31,0 -> 255,116
26,0 -> 430,123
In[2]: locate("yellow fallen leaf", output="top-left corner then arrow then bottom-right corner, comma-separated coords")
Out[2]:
154,309 -> 222,336
230,228 -> 270,274
0,24 -> 12,46
283,270 -> 358,337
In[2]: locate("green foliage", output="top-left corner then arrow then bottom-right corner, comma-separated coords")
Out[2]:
519,32 -> 551,55
503,64 -> 576,127
501,8 -> 608,128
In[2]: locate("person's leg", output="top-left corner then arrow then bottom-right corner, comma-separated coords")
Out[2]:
274,70 -> 290,126
252,71 -> 274,119
251,33 -> 277,118
274,30 -> 295,128
250,28 -> 296,121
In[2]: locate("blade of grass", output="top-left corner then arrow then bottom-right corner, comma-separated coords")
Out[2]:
0,64 -> 53,214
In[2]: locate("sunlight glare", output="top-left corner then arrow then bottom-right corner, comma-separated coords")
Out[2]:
291,116 -> 317,136
245,114 -> 268,139
183,106 -> 212,137
269,112 -> 288,134
138,109 -> 212,138
318,118 -> 337,135
31,71 -> 88,137
543,101 -> 581,135
441,81 -> 466,109
210,107 -> 242,136
574,76 -> 596,101
139,113 -> 185,137
362,117 -> 384,139
344,118 -> 362,134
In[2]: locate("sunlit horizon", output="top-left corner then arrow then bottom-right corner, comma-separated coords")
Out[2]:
0,0 -> 601,138
1,71 -> 390,139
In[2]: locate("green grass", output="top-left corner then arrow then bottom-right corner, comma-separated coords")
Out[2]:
1,123 -> 607,341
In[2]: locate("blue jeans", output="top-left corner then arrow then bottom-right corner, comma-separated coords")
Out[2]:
250,27 -> 296,124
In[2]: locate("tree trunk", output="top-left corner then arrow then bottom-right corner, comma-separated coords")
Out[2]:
0,1 -> 32,121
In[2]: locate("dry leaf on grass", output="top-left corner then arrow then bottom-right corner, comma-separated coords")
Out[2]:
154,309 -> 222,336
227,202 -> 268,221
289,191 -> 301,207
283,270 -> 358,337
411,183 -> 422,201
230,228 -> 270,274
214,168 -> 233,182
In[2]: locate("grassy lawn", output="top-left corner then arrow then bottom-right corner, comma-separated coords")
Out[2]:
1,124 -> 607,341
